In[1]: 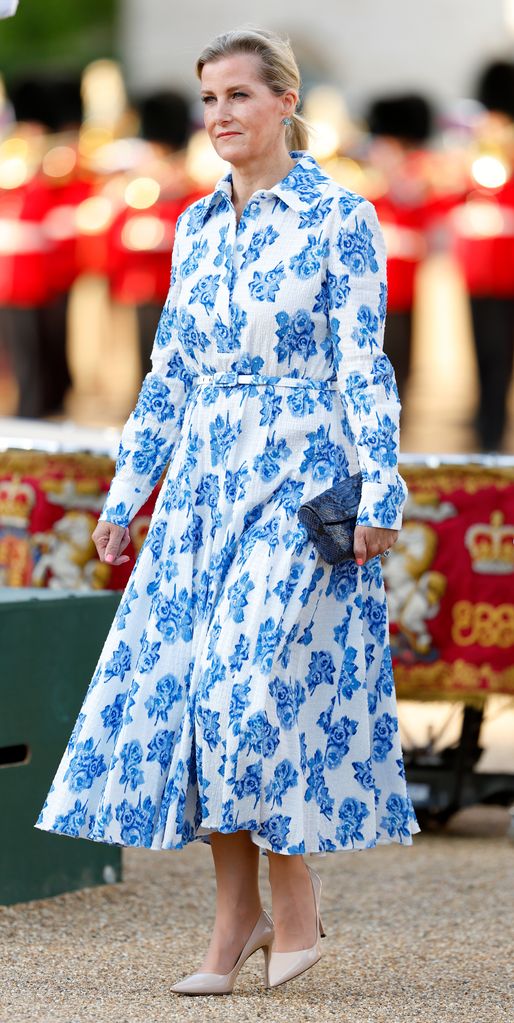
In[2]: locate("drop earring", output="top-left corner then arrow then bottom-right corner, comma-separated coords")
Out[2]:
282,116 -> 292,126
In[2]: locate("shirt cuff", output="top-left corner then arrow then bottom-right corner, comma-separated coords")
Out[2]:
98,480 -> 139,528
356,474 -> 408,530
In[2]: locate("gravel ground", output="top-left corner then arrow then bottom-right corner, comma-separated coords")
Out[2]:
1,807 -> 513,1023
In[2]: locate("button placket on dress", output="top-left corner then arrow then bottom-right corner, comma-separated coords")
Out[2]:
228,192 -> 264,353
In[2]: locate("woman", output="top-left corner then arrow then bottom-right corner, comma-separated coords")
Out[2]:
35,27 -> 420,994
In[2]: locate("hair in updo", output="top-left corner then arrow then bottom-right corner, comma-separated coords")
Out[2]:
196,26 -> 310,151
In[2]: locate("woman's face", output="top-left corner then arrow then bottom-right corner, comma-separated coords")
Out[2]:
200,53 -> 297,167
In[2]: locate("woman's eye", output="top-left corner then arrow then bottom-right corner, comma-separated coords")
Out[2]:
200,93 -> 247,104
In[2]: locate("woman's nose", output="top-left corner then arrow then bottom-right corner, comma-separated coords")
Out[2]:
213,101 -> 232,123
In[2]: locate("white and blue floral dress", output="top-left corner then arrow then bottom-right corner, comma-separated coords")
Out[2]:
35,151 -> 421,856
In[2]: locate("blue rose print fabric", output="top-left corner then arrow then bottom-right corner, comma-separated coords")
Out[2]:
35,151 -> 420,855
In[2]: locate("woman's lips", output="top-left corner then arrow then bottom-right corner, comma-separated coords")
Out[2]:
217,131 -> 240,138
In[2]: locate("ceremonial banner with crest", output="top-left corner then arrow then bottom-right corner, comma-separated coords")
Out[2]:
0,450 -> 155,590
1,450 -> 513,704
387,463 -> 514,704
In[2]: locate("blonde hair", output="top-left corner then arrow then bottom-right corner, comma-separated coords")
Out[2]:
196,26 -> 310,151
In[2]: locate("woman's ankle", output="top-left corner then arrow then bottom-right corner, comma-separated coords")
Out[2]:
213,896 -> 262,928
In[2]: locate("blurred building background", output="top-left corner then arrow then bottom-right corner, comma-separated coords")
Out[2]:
122,0 -> 514,109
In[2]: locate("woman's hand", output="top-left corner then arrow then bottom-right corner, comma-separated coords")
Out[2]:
91,521 -> 132,565
353,525 -> 398,566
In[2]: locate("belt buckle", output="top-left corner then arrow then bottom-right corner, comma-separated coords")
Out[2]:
198,371 -> 236,386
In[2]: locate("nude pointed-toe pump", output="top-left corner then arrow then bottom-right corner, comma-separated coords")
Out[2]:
267,863 -> 325,989
170,908 -> 275,995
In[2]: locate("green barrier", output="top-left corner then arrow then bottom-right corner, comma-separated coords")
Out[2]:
0,588 -> 123,905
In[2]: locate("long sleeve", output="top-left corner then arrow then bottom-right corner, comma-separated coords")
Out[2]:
98,219 -> 195,528
326,197 -> 408,529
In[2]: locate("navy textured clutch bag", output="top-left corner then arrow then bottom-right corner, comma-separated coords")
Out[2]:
298,471 -> 363,564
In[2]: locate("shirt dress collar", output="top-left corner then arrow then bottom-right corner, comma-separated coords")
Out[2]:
200,150 -> 333,223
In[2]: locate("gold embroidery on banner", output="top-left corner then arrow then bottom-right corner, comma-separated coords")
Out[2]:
451,601 -> 514,648
394,658 -> 514,704
1,454 -> 513,492
0,450 -> 116,479
0,534 -> 31,586
401,463 -> 514,500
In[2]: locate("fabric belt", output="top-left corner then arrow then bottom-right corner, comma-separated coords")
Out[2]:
192,371 -> 339,390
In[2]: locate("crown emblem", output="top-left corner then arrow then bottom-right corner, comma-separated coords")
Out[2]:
465,510 -> 514,574
0,477 -> 36,528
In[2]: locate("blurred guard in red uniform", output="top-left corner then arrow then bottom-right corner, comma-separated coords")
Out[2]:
2,76 -> 86,416
106,91 -> 205,382
364,95 -> 434,404
450,61 -> 514,451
